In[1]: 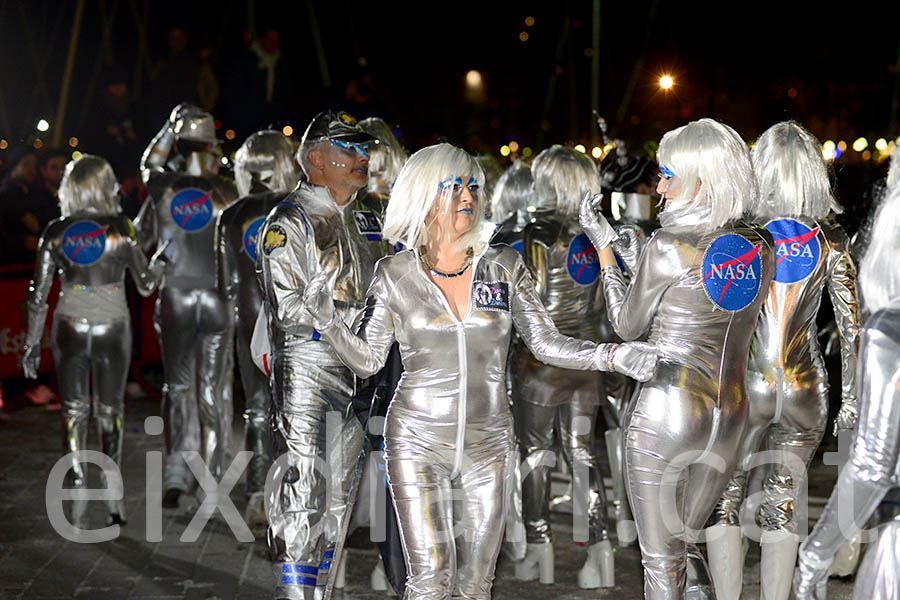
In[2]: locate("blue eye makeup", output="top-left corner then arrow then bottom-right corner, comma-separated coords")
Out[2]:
660,165 -> 675,180
330,139 -> 370,159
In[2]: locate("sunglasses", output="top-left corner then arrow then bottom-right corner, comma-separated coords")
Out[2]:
329,138 -> 370,159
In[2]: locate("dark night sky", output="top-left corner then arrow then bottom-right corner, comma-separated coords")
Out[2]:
1,1 -> 898,164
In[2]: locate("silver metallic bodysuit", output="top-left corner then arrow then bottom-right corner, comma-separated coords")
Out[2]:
135,162 -> 238,493
794,301 -> 900,600
215,191 -> 285,495
601,218 -> 774,600
257,181 -> 387,600
315,244 -> 612,600
711,216 -> 859,533
25,214 -> 161,524
511,214 -> 609,545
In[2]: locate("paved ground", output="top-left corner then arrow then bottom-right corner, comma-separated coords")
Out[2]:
0,386 -> 857,599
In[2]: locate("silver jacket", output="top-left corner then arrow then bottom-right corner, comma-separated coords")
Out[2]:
712,216 -> 860,530
26,213 -> 161,525
600,218 -> 774,600
215,190 -> 285,495
795,301 -> 900,600
257,182 -> 390,353
135,163 -> 238,289
316,244 -> 606,598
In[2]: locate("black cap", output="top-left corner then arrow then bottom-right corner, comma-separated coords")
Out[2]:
301,110 -> 375,145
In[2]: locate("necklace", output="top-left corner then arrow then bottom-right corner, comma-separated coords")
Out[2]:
419,246 -> 474,278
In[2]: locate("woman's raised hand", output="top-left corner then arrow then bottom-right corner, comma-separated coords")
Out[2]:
578,191 -> 617,251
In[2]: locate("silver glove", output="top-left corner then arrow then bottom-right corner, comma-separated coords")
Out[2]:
833,402 -> 858,435
579,191 -> 617,251
22,344 -> 40,379
793,552 -> 830,600
595,342 -> 659,382
302,268 -> 337,331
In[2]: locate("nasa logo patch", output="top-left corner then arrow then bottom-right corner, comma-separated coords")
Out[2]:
765,219 -> 821,284
511,240 -> 524,255
701,234 -> 763,312
61,220 -> 108,265
170,188 -> 214,232
263,224 -> 288,257
473,280 -> 511,312
242,216 -> 266,262
566,233 -> 600,285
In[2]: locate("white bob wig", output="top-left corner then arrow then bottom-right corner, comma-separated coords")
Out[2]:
657,118 -> 755,230
383,143 -> 487,250
58,154 -> 120,217
235,130 -> 300,197
860,180 -> 900,312
532,145 -> 602,218
490,159 -> 534,226
749,121 -> 841,220
359,117 -> 408,194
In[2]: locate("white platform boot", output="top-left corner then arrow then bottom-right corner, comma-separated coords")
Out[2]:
370,558 -> 397,596
705,524 -> 743,600
514,542 -> 554,584
759,530 -> 800,600
577,539 -> 615,588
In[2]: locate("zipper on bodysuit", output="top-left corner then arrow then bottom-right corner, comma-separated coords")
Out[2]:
452,323 -> 467,478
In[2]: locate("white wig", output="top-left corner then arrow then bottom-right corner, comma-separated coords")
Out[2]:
359,117 -> 408,194
58,154 -> 120,217
383,143 -> 487,250
749,121 -> 841,220
235,130 -> 301,197
490,159 -> 534,226
887,145 -> 900,192
859,182 -> 900,312
532,145 -> 602,218
657,118 -> 755,230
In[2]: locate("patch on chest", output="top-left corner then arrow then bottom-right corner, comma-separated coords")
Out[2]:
765,219 -> 821,284
242,216 -> 266,261
473,280 -> 511,312
61,220 -> 108,265
701,233 -> 763,312
170,188 -> 214,231
566,233 -> 600,285
353,210 -> 382,241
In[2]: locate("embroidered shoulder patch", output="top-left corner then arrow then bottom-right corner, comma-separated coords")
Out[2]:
263,224 -> 288,257
473,280 -> 511,312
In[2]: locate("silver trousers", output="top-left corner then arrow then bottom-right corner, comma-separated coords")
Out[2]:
267,353 -> 364,600
236,324 -> 271,495
711,368 -> 827,533
625,366 -> 747,600
385,407 -> 513,600
52,315 -> 131,522
512,365 -> 609,545
155,287 -> 234,492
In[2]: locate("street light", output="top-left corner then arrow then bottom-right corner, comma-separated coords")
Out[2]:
659,75 -> 674,90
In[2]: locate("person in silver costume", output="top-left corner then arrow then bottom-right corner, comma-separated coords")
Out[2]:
135,106 -> 238,508
509,145 -> 613,589
793,180 -> 900,600
580,118 -> 776,600
300,142 -> 659,600
359,117 -> 408,212
256,110 -> 385,600
703,121 -> 860,600
489,159 -> 535,250
597,147 -> 660,548
214,130 -> 300,537
22,155 -> 165,527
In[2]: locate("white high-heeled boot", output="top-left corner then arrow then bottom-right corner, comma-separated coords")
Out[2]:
760,530 -> 799,600
705,524 -> 743,600
370,558 -> 397,596
514,542 -> 554,584
577,539 -> 615,588
333,552 -> 347,589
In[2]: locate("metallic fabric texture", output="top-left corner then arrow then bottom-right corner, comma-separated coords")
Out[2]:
601,221 -> 775,599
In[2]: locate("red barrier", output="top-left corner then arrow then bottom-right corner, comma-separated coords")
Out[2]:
0,263 -> 160,379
